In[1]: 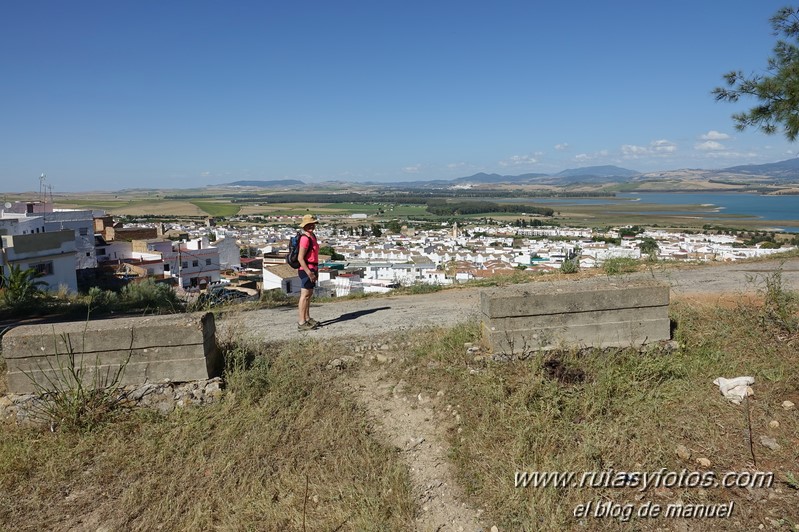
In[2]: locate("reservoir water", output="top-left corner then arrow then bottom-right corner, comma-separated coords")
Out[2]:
507,192 -> 799,232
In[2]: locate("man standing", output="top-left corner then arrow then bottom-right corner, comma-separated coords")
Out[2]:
297,214 -> 321,331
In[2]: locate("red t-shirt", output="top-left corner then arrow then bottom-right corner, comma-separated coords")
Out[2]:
299,233 -> 319,269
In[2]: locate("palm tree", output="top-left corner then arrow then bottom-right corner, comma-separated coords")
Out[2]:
1,264 -> 47,308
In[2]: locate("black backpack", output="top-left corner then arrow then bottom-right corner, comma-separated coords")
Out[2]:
286,232 -> 308,269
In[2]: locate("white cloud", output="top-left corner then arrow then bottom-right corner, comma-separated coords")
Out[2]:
447,162 -> 467,169
700,150 -> 757,159
499,154 -> 538,167
651,139 -> 676,153
621,145 -> 648,156
701,130 -> 731,140
402,165 -> 422,174
695,141 -> 725,151
574,150 -> 609,162
621,140 -> 677,159
555,143 -> 569,151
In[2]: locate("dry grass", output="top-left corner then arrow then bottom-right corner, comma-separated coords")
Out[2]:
0,359 -> 6,396
2,276 -> 799,530
0,339 -> 414,531
387,298 -> 799,530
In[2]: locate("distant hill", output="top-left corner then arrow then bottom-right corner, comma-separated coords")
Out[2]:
216,158 -> 799,191
452,172 -> 549,184
219,180 -> 305,187
556,165 -> 640,178
441,166 -> 640,186
719,158 -> 799,177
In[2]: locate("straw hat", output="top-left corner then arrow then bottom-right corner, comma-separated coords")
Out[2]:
299,214 -> 320,228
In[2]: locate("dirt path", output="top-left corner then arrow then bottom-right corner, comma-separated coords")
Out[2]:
217,256 -> 799,531
222,257 -> 799,346
346,368 -> 487,531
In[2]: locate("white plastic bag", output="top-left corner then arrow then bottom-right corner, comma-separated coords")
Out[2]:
713,376 -> 754,404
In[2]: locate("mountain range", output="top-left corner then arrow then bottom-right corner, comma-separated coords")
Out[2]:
217,158 -> 799,189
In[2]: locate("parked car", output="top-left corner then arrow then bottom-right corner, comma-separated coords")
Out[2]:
197,286 -> 258,307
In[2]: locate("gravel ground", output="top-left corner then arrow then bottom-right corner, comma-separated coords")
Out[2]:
218,257 -> 799,345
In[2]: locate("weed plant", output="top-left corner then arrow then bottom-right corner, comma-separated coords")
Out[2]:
0,337 -> 415,531
392,283 -> 444,296
119,278 -> 184,313
748,268 -> 798,334
559,258 -> 579,274
19,325 -> 133,433
602,257 -> 640,275
388,296 -> 799,529
258,288 -> 292,307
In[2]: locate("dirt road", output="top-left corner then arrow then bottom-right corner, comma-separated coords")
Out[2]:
220,257 -> 799,345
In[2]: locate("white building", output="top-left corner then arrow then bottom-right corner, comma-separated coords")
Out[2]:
0,230 -> 78,293
41,210 -> 100,269
165,238 -> 221,290
0,213 -> 45,236
214,236 -> 242,270
262,263 -> 302,296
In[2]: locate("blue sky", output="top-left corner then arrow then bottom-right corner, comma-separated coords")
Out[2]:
1,1 -> 797,192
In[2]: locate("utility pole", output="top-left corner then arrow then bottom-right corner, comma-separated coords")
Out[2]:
39,174 -> 46,205
177,243 -> 182,291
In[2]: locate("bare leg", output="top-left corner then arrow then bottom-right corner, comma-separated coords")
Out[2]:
298,288 -> 312,323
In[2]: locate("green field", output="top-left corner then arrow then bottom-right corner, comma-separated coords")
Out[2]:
320,203 -> 429,216
188,200 -> 241,217
46,190 -> 799,233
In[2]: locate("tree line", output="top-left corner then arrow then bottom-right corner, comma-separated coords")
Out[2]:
424,200 -> 554,216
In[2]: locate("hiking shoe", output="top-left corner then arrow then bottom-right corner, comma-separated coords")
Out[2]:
307,318 -> 321,328
297,321 -> 315,331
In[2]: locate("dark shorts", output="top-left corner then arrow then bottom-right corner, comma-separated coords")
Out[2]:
298,269 -> 317,290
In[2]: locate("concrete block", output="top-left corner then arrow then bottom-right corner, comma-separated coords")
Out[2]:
481,278 -> 670,354
483,317 -> 672,353
480,280 -> 669,318
2,312 -> 223,394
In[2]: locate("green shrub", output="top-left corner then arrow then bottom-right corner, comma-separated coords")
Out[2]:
602,257 -> 639,275
259,288 -> 292,307
559,258 -> 579,274
120,279 -> 183,312
394,283 -> 444,295
86,286 -> 120,312
1,264 -> 47,310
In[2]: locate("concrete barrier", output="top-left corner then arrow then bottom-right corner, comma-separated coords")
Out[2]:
481,279 -> 670,354
1,313 -> 223,394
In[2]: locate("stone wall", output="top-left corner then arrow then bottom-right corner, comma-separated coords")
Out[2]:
481,278 -> 671,354
2,312 -> 223,394
0,377 -> 224,424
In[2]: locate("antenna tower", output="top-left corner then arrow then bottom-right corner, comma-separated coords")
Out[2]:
39,173 -> 47,205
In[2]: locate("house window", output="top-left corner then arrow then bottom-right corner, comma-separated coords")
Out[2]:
79,227 -> 88,236
182,261 -> 188,269
285,281 -> 292,293
86,252 -> 91,257
205,258 -> 211,266
30,261 -> 54,276
147,268 -> 154,275
164,264 -> 170,272
192,260 -> 199,267
97,248 -> 106,256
